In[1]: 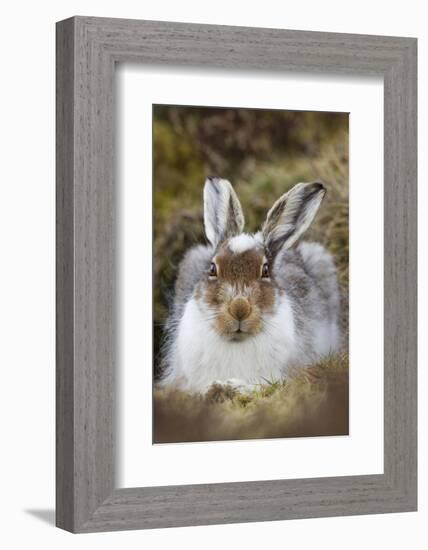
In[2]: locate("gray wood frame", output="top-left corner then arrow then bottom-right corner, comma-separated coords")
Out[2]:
56,16 -> 417,533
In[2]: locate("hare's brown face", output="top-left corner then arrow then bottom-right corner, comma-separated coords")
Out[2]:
200,235 -> 276,341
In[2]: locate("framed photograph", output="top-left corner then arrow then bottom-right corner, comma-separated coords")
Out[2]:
56,16 -> 417,532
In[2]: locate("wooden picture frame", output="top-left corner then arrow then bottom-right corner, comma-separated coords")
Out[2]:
56,16 -> 417,533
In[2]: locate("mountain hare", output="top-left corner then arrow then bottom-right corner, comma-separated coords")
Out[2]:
159,177 -> 341,393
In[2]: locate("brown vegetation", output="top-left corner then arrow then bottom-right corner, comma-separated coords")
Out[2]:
153,354 -> 348,443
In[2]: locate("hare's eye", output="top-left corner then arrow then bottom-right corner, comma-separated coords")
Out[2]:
261,263 -> 270,278
209,262 -> 217,278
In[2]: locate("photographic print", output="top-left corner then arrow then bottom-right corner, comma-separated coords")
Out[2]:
153,104 -> 349,443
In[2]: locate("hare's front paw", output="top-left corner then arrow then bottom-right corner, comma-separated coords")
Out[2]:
223,378 -> 256,394
206,378 -> 255,402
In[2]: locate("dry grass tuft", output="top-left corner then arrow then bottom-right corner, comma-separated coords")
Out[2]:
153,353 -> 348,443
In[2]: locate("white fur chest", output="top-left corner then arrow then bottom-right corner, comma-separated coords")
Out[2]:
165,295 -> 298,392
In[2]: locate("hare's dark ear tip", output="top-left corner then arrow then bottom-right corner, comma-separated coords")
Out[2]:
205,175 -> 223,186
308,181 -> 327,200
312,181 -> 326,193
204,176 -> 224,194
294,181 -> 326,197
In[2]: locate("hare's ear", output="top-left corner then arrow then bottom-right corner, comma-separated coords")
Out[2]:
204,177 -> 245,248
262,182 -> 326,257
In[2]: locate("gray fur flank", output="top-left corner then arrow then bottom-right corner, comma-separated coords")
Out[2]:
160,244 -> 213,374
274,241 -> 341,357
170,244 -> 213,321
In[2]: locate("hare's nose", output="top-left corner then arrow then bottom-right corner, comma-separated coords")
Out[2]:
229,297 -> 251,321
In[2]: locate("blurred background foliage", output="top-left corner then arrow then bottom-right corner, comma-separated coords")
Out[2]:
153,105 -> 349,373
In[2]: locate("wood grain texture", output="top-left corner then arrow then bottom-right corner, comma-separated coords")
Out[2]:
56,16 -> 417,533
56,18 -> 75,532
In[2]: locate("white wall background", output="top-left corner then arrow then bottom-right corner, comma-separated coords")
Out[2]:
0,1 -> 424,548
